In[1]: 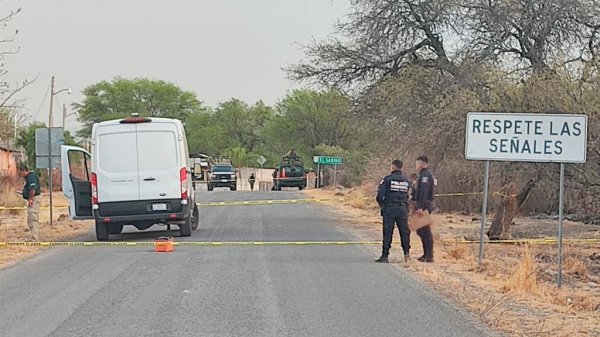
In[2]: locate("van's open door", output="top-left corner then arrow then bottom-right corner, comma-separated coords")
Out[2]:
61,145 -> 93,220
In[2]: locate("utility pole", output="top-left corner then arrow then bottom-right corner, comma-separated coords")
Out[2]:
62,104 -> 66,129
49,76 -> 55,128
46,76 -> 71,227
48,76 -> 55,227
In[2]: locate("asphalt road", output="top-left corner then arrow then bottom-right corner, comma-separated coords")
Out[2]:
0,191 -> 492,337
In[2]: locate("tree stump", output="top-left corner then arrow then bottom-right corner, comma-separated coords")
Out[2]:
488,179 -> 537,240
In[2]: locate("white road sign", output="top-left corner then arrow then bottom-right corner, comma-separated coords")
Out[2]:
256,155 -> 267,166
465,113 -> 587,163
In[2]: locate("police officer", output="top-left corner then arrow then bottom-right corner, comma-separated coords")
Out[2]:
415,155 -> 435,263
19,164 -> 41,242
375,160 -> 411,263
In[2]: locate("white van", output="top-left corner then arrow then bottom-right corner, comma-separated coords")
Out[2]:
61,117 -> 199,240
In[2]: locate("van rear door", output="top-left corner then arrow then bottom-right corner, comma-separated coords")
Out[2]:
136,121 -> 181,201
95,124 -> 140,202
60,145 -> 93,219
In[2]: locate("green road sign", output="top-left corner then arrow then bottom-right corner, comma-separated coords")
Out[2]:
317,156 -> 342,165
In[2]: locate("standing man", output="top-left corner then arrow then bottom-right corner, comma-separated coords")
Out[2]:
271,168 -> 279,190
415,156 -> 435,263
19,164 -> 41,242
375,160 -> 411,263
248,173 -> 256,191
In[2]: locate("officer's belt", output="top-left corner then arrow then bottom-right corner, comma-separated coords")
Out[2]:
383,201 -> 408,206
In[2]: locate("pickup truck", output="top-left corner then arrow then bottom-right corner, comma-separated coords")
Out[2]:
207,163 -> 237,191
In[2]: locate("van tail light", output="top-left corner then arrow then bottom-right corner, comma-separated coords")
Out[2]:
180,167 -> 188,201
91,172 -> 98,205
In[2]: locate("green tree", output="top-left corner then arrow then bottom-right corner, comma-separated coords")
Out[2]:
185,111 -> 228,156
216,99 -> 274,152
263,90 -> 353,158
186,99 -> 275,158
73,78 -> 204,138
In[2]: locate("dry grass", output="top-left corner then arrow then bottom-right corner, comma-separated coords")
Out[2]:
501,245 -> 539,295
562,247 -> 592,281
348,194 -> 371,209
0,193 -> 93,269
444,242 -> 469,260
0,176 -> 23,209
306,186 -> 379,211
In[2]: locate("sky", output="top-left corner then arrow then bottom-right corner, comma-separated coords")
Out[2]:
1,0 -> 349,132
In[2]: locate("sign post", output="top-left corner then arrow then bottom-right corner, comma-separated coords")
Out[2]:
465,113 -> 587,287
35,127 -> 64,228
257,155 -> 267,191
558,163 -> 565,287
314,156 -> 343,188
478,160 -> 490,269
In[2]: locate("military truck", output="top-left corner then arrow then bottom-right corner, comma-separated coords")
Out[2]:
207,157 -> 237,191
273,154 -> 308,191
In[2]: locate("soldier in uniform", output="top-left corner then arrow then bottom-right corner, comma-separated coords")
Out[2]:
19,164 -> 41,242
248,173 -> 256,191
375,160 -> 411,263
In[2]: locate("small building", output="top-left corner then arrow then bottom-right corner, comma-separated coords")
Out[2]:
0,145 -> 21,177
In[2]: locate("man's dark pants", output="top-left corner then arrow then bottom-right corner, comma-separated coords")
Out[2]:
417,204 -> 434,259
382,205 -> 410,257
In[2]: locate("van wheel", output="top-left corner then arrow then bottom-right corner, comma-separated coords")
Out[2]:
109,224 -> 123,235
95,221 -> 109,241
207,184 -> 213,191
180,214 -> 192,237
191,204 -> 199,230
298,186 -> 304,191
230,186 -> 237,191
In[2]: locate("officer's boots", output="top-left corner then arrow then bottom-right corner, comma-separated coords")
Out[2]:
375,256 -> 389,263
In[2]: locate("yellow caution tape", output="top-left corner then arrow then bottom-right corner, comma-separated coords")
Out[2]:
491,191 -> 518,198
442,238 -> 600,245
1,238 -> 597,248
0,241 -> 380,247
437,192 -> 484,197
0,205 -> 69,211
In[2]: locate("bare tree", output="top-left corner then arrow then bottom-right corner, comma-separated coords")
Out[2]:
0,7 -> 34,111
287,0 -> 462,89
462,0 -> 600,74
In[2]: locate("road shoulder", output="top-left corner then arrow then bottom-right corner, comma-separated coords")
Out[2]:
303,188 -> 600,337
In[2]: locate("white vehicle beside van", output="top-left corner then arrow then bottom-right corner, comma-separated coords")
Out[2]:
61,117 -> 199,240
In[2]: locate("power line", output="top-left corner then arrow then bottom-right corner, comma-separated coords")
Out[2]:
35,81 -> 51,122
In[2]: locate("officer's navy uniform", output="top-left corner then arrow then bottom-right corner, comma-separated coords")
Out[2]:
376,170 -> 411,259
415,167 -> 435,261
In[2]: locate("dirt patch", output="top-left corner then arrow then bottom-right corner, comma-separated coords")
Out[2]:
304,188 -> 600,337
0,193 -> 93,269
